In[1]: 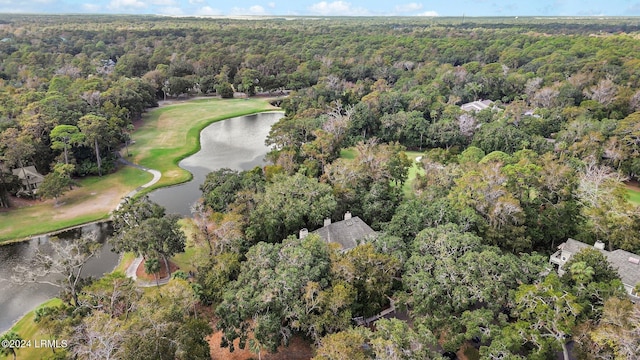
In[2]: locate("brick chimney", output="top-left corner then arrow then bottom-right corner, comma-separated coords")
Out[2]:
344,211 -> 352,220
324,218 -> 331,227
299,228 -> 308,239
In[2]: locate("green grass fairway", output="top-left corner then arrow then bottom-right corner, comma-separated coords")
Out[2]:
0,97 -> 277,243
627,188 -> 640,205
0,166 -> 152,243
128,97 -> 278,193
339,148 -> 356,159
403,151 -> 426,196
339,147 -> 425,197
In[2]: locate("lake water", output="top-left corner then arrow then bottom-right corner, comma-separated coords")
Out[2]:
148,111 -> 283,215
0,222 -> 118,332
0,111 -> 283,332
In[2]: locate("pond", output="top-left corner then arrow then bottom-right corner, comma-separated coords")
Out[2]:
0,111 -> 283,332
0,222 -> 118,332
148,111 -> 284,215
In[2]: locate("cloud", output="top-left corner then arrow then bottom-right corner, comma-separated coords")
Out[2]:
189,0 -> 204,3
249,5 -> 267,14
268,2 -> 276,9
82,3 -> 101,12
150,0 -> 176,5
198,6 -> 222,15
394,3 -> 423,13
230,5 -> 269,15
108,0 -> 147,10
308,1 -> 370,16
416,10 -> 438,16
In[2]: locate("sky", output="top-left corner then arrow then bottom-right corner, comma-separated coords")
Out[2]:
2,0 -> 640,17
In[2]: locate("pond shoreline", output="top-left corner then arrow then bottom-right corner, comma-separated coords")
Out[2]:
0,97 -> 281,244
0,219 -> 109,246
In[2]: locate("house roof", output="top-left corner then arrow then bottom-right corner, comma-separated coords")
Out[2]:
560,238 -> 592,255
12,166 -> 44,181
313,216 -> 375,250
461,99 -> 493,112
560,238 -> 640,288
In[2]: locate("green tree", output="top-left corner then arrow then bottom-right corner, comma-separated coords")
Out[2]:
589,297 -> 640,360
111,196 -> 166,235
78,114 -> 108,176
216,81 -> 234,98
0,332 -> 23,360
216,235 -> 332,353
511,274 -> 582,360
50,124 -> 84,165
576,162 -> 639,251
78,272 -> 141,319
404,224 -> 544,350
246,173 -> 336,243
333,243 -> 400,317
166,76 -> 192,97
144,257 -> 161,286
119,279 -> 210,360
114,53 -> 149,77
118,215 -> 186,278
38,169 -> 71,203
313,328 -> 370,360
561,248 -> 626,319
0,128 -> 36,193
195,252 -> 241,305
12,233 -> 102,307
111,197 -> 184,277
200,168 -> 244,212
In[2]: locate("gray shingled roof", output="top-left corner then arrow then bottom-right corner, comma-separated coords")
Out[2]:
560,238 -> 592,255
461,99 -> 493,112
561,239 -> 640,289
313,216 -> 375,250
12,166 -> 44,181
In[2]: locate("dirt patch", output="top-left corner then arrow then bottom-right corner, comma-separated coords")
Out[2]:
207,326 -> 314,360
51,188 -> 122,220
135,258 -> 179,281
131,117 -> 145,131
158,96 -> 214,107
625,179 -> 640,191
0,196 -> 39,212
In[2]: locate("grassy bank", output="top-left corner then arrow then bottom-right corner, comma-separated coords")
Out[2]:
0,298 -> 62,360
0,97 -> 277,243
127,97 -> 278,194
0,166 -> 152,243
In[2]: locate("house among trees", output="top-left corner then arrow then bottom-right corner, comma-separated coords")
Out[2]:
550,238 -> 640,299
299,211 -> 376,251
12,166 -> 44,193
460,99 -> 494,112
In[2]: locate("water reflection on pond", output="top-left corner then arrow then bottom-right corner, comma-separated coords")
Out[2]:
148,111 -> 283,215
0,111 -> 283,332
0,222 -> 117,332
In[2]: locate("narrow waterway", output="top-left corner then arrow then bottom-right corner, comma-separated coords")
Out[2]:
148,111 -> 283,215
0,222 -> 117,332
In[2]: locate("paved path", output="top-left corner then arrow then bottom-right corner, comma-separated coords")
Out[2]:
116,157 -> 162,209
124,256 -> 171,287
117,157 -> 169,287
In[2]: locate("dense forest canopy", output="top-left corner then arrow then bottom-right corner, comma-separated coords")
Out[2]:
2,15 -> 640,360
